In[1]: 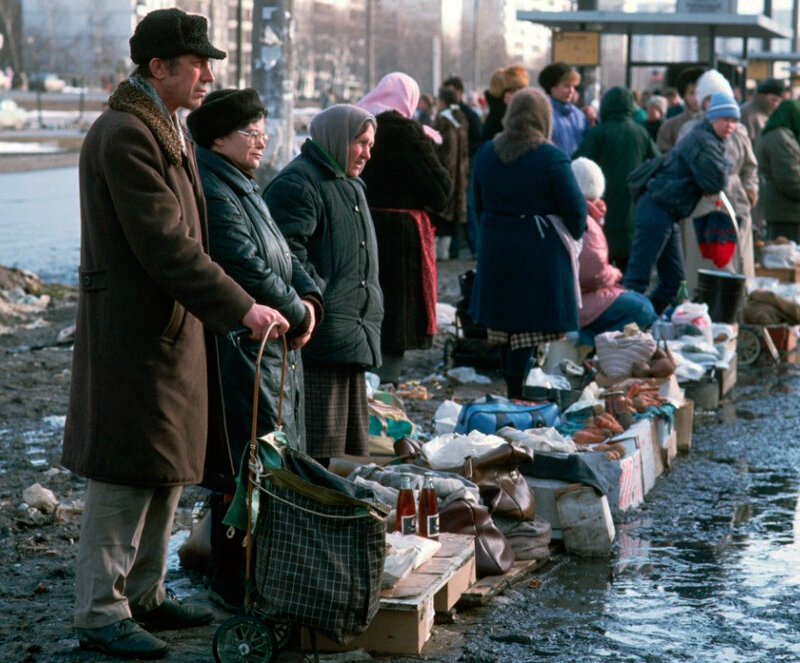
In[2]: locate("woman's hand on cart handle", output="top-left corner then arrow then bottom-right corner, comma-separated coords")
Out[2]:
241,304 -> 289,340
289,300 -> 316,350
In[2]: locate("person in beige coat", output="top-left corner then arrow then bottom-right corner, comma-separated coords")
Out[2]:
677,70 -> 758,291
755,100 -> 800,242
61,9 -> 287,659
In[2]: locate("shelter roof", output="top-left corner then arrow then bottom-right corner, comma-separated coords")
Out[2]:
516,10 -> 791,40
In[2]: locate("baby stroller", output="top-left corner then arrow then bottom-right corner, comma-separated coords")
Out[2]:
212,329 -> 389,662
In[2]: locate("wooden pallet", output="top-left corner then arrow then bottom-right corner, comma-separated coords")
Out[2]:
305,533 -> 475,655
457,556 -> 551,607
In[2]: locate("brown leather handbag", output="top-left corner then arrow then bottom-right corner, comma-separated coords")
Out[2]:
440,497 -> 515,577
462,443 -> 536,521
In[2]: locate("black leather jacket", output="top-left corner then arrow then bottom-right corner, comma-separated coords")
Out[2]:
198,146 -> 321,461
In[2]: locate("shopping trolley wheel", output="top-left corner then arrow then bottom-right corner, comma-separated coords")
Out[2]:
737,326 -> 762,366
212,615 -> 278,663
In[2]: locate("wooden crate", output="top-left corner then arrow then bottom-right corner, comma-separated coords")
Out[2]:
458,556 -> 550,607
305,533 -> 475,655
754,265 -> 800,283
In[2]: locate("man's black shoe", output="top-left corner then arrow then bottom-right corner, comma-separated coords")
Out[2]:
133,590 -> 214,631
77,618 -> 168,660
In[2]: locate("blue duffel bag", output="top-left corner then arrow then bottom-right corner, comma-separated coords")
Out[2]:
454,394 -> 560,435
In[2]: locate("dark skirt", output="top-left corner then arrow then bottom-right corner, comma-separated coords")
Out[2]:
372,210 -> 434,352
304,365 -> 369,458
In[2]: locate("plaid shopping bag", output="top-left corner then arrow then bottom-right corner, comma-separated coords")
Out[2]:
253,453 -> 387,644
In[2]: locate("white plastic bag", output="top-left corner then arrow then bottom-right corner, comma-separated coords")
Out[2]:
761,242 -> 799,269
421,430 -> 506,470
524,367 -> 571,391
433,399 -> 463,435
671,302 -> 712,345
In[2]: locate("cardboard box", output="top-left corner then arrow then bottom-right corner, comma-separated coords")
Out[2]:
675,399 -> 694,452
655,418 -> 678,470
765,325 -> 799,363
719,353 -> 737,398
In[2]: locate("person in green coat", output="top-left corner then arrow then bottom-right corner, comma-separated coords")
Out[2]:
575,87 -> 658,271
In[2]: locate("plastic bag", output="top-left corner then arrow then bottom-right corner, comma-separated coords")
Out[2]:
433,399 -> 463,435
422,430 -> 506,470
446,366 -> 492,384
524,367 -> 572,391
762,242 -> 799,269
671,302 -> 712,345
594,327 -> 657,378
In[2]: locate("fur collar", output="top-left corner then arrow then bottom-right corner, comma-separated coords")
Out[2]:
109,80 -> 183,166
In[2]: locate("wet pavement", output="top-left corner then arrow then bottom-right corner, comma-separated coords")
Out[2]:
454,363 -> 800,663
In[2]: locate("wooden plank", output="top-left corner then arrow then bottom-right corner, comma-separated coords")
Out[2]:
380,533 -> 474,611
457,556 -> 550,607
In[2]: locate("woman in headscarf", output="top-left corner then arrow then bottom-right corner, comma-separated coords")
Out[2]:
186,88 -> 322,611
755,100 -> 800,243
264,104 -> 383,467
469,88 -> 586,398
357,72 -> 452,384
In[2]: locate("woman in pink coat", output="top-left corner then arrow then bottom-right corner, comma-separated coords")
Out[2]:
572,157 -> 656,344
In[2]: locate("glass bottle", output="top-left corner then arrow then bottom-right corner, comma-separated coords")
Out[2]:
418,474 -> 439,540
395,475 -> 417,535
674,280 -> 690,306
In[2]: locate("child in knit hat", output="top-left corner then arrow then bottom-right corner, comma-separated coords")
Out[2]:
571,157 -> 656,343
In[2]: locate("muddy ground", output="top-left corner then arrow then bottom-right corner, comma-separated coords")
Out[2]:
0,259 -> 508,663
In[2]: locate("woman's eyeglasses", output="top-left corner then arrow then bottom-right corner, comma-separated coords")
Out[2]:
237,129 -> 269,145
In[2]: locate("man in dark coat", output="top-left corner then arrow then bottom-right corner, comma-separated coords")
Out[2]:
443,75 -> 482,157
575,87 -> 658,271
431,86 -> 469,259
61,9 -> 287,659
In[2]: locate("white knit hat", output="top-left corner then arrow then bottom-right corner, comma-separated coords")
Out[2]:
571,157 -> 605,200
695,70 -> 734,107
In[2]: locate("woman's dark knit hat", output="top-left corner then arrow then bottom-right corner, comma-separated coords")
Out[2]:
130,8 -> 226,64
187,88 -> 266,148
538,62 -> 580,94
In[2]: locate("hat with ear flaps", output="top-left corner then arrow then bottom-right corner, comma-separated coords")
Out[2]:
186,88 -> 266,148
130,8 -> 226,64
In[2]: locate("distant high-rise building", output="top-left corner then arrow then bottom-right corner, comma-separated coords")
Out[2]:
20,0 -> 250,88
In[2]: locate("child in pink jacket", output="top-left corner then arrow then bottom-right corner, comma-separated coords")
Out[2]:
572,157 -> 657,345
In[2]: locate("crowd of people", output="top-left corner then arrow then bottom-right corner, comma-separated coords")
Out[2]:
60,6 -> 797,660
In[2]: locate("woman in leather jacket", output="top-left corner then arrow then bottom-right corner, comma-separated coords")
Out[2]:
187,88 -> 322,611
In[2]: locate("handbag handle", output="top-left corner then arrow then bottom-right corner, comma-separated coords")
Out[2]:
245,323 -> 287,595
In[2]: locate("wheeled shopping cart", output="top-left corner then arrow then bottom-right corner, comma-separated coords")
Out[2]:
212,328 -> 388,663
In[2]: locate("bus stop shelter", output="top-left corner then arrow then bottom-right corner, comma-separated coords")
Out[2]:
516,11 -> 791,87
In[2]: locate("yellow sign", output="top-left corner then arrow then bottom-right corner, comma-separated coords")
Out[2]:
552,31 -> 600,67
747,60 -> 771,81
